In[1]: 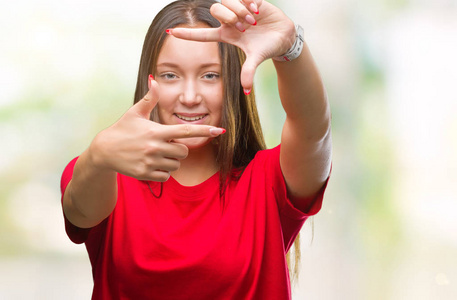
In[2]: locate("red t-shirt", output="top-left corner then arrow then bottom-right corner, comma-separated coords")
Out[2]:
61,145 -> 326,300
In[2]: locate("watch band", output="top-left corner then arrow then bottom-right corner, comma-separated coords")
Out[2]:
273,24 -> 304,62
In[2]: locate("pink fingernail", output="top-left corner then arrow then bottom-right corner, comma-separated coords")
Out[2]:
250,3 -> 259,14
244,88 -> 251,95
209,127 -> 226,136
165,29 -> 172,35
245,15 -> 256,26
235,22 -> 246,33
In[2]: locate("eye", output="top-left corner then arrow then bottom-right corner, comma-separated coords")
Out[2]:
203,72 -> 220,80
160,73 -> 178,80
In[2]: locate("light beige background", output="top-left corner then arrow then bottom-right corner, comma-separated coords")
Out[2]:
1,0 -> 456,299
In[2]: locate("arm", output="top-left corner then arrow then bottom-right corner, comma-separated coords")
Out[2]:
168,0 -> 332,204
275,36 -> 332,207
63,150 -> 118,229
63,79 -> 225,228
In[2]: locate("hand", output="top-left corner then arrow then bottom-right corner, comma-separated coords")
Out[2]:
88,77 -> 225,182
168,0 -> 295,92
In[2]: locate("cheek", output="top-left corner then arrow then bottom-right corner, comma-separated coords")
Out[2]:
156,104 -> 171,123
208,87 -> 223,112
156,87 -> 177,108
156,91 -> 175,111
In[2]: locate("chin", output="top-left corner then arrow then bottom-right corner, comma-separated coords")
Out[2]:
174,137 -> 213,149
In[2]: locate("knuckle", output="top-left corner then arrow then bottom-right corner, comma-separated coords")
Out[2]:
144,142 -> 160,155
228,15 -> 239,24
210,3 -> 220,14
183,124 -> 191,137
169,161 -> 181,172
171,144 -> 189,160
154,176 -> 167,183
179,145 -> 189,158
155,172 -> 171,182
131,164 -> 148,180
145,126 -> 159,139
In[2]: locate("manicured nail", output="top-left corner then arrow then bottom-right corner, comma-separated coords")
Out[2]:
244,88 -> 251,95
250,3 -> 259,14
165,29 -> 172,35
235,22 -> 245,33
245,14 -> 256,26
209,127 -> 226,136
148,74 -> 154,89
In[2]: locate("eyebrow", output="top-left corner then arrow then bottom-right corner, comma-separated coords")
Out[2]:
156,62 -> 221,69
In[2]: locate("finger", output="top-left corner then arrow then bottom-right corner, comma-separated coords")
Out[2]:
162,124 -> 226,140
133,164 -> 171,181
161,141 -> 189,160
246,1 -> 259,15
133,75 -> 160,119
211,2 -> 253,31
242,0 -> 263,14
150,157 -> 181,172
212,3 -> 238,24
219,0 -> 257,26
240,54 -> 263,92
148,170 -> 171,182
168,27 -> 221,42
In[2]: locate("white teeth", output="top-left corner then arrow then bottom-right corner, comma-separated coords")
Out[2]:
176,114 -> 206,121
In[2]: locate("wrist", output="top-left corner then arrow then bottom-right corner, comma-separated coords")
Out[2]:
86,133 -> 114,174
273,24 -> 304,62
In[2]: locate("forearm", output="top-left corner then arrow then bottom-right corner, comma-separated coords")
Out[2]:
274,40 -> 332,199
63,144 -> 118,229
274,41 -> 330,139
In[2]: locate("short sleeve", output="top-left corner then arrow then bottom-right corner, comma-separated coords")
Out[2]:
262,145 -> 329,251
60,157 -> 93,244
266,145 -> 328,217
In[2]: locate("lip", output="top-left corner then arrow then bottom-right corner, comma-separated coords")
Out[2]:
174,113 -> 208,124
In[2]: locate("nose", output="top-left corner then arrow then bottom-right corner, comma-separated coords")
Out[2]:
179,79 -> 202,106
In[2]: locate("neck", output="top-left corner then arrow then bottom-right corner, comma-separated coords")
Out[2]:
171,143 -> 219,186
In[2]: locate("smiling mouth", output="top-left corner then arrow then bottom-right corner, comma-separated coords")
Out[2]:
175,114 -> 207,121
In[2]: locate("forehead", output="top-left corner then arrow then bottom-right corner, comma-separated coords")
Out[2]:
157,26 -> 221,67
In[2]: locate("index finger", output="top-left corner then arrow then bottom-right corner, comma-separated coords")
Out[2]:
167,27 -> 221,43
161,124 -> 226,140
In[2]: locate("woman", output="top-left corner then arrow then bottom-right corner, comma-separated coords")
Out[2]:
60,0 -> 332,299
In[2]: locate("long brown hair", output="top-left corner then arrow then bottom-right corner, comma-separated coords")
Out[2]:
133,0 -> 265,187
133,0 -> 300,282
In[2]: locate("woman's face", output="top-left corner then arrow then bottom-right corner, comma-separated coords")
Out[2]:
155,26 -> 223,150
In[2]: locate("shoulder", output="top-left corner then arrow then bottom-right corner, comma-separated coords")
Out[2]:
248,145 -> 281,173
231,145 -> 281,179
231,145 -> 282,188
250,145 -> 281,165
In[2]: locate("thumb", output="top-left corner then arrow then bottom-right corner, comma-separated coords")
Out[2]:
240,55 -> 263,94
133,75 -> 160,118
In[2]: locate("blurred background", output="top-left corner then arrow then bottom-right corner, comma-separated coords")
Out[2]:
1,0 -> 456,299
